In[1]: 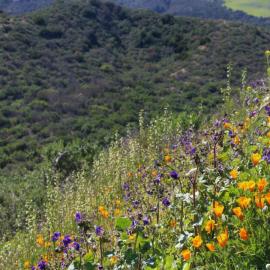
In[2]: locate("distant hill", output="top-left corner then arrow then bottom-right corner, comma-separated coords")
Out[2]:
0,0 -> 53,14
110,0 -> 270,26
0,0 -> 270,171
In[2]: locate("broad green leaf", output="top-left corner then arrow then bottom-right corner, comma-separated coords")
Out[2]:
115,217 -> 132,231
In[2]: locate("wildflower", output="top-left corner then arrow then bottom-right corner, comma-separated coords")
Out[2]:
237,197 -> 251,209
101,209 -> 109,219
95,226 -> 104,237
115,199 -> 121,206
24,261 -> 30,269
110,256 -> 118,265
36,235 -> 45,247
192,235 -> 203,249
206,243 -> 215,252
128,234 -> 136,241
181,249 -> 191,261
265,50 -> 270,57
233,136 -> 240,145
255,195 -> 265,209
230,169 -> 238,180
223,122 -> 232,129
213,202 -> 224,218
162,197 -> 170,207
44,242 -> 51,248
262,148 -> 270,163
247,180 -> 256,191
204,219 -> 215,234
127,172 -> 132,177
164,155 -> 172,163
37,260 -> 47,270
52,232 -> 61,242
98,206 -> 105,213
217,230 -> 228,248
265,193 -> 270,204
251,153 -> 261,166
114,209 -> 121,216
75,212 -> 82,223
239,228 -> 248,241
73,242 -> 80,251
232,207 -> 244,220
169,219 -> 177,228
257,178 -> 268,192
170,170 -> 179,179
142,216 -> 150,225
151,170 -> 158,177
63,235 -> 72,247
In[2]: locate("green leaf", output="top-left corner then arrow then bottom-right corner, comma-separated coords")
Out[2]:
115,217 -> 132,231
183,262 -> 191,270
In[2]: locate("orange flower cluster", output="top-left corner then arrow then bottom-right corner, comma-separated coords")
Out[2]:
98,206 -> 109,218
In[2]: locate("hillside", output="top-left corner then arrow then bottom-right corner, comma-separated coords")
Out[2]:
1,57 -> 270,269
0,0 -> 270,172
110,0 -> 270,26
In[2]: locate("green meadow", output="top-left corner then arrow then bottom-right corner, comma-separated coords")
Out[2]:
225,0 -> 270,17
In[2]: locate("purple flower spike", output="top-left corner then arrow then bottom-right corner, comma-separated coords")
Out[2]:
75,211 -> 82,223
162,197 -> 170,207
95,226 -> 104,237
170,171 -> 179,179
265,105 -> 270,116
31,267 -> 36,270
52,231 -> 61,242
37,260 -> 47,270
73,241 -> 80,251
63,235 -> 72,247
143,216 -> 150,225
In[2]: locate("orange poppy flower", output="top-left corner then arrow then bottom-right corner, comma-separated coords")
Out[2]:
164,155 -> 172,163
181,249 -> 191,261
232,207 -> 244,220
233,136 -> 240,145
230,169 -> 238,180
255,196 -> 265,209
237,197 -> 251,209
265,193 -> 270,204
247,180 -> 256,192
213,202 -> 224,218
217,230 -> 228,248
205,219 -> 215,234
169,219 -> 177,228
239,228 -> 248,241
257,178 -> 268,192
206,243 -> 215,252
251,153 -> 261,166
192,235 -> 203,249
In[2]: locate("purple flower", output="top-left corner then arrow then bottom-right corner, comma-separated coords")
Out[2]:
162,197 -> 170,207
142,216 -> 150,225
263,148 -> 270,163
73,241 -> 80,251
31,267 -> 36,270
123,183 -> 130,191
52,231 -> 61,242
38,260 -> 47,270
63,235 -> 72,247
95,226 -> 104,237
75,212 -> 82,223
170,171 -> 179,179
265,105 -> 270,116
132,200 -> 140,208
249,110 -> 257,118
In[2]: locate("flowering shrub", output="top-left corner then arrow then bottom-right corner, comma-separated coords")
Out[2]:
1,53 -> 270,269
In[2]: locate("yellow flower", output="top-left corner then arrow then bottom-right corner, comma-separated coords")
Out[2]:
247,180 -> 256,191
45,242 -> 51,248
230,169 -> 238,180
36,234 -> 45,247
164,155 -> 172,163
115,199 -> 121,206
239,228 -> 248,241
251,153 -> 261,166
98,206 -> 105,213
114,209 -> 121,216
192,235 -> 203,249
217,230 -> 228,248
151,170 -> 158,177
101,210 -> 109,219
206,243 -> 215,252
204,220 -> 215,234
237,197 -> 251,209
257,178 -> 268,192
181,249 -> 191,261
110,256 -> 118,265
128,234 -> 136,241
233,136 -> 240,145
24,261 -> 30,269
232,207 -> 244,220
213,202 -> 224,218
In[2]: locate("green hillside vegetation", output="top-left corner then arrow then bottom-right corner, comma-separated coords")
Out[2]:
0,56 -> 270,269
0,0 -> 270,173
224,0 -> 270,18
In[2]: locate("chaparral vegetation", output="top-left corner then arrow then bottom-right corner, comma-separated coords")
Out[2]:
1,52 -> 270,269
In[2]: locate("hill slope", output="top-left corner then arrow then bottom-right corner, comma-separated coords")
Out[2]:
0,0 -> 270,171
